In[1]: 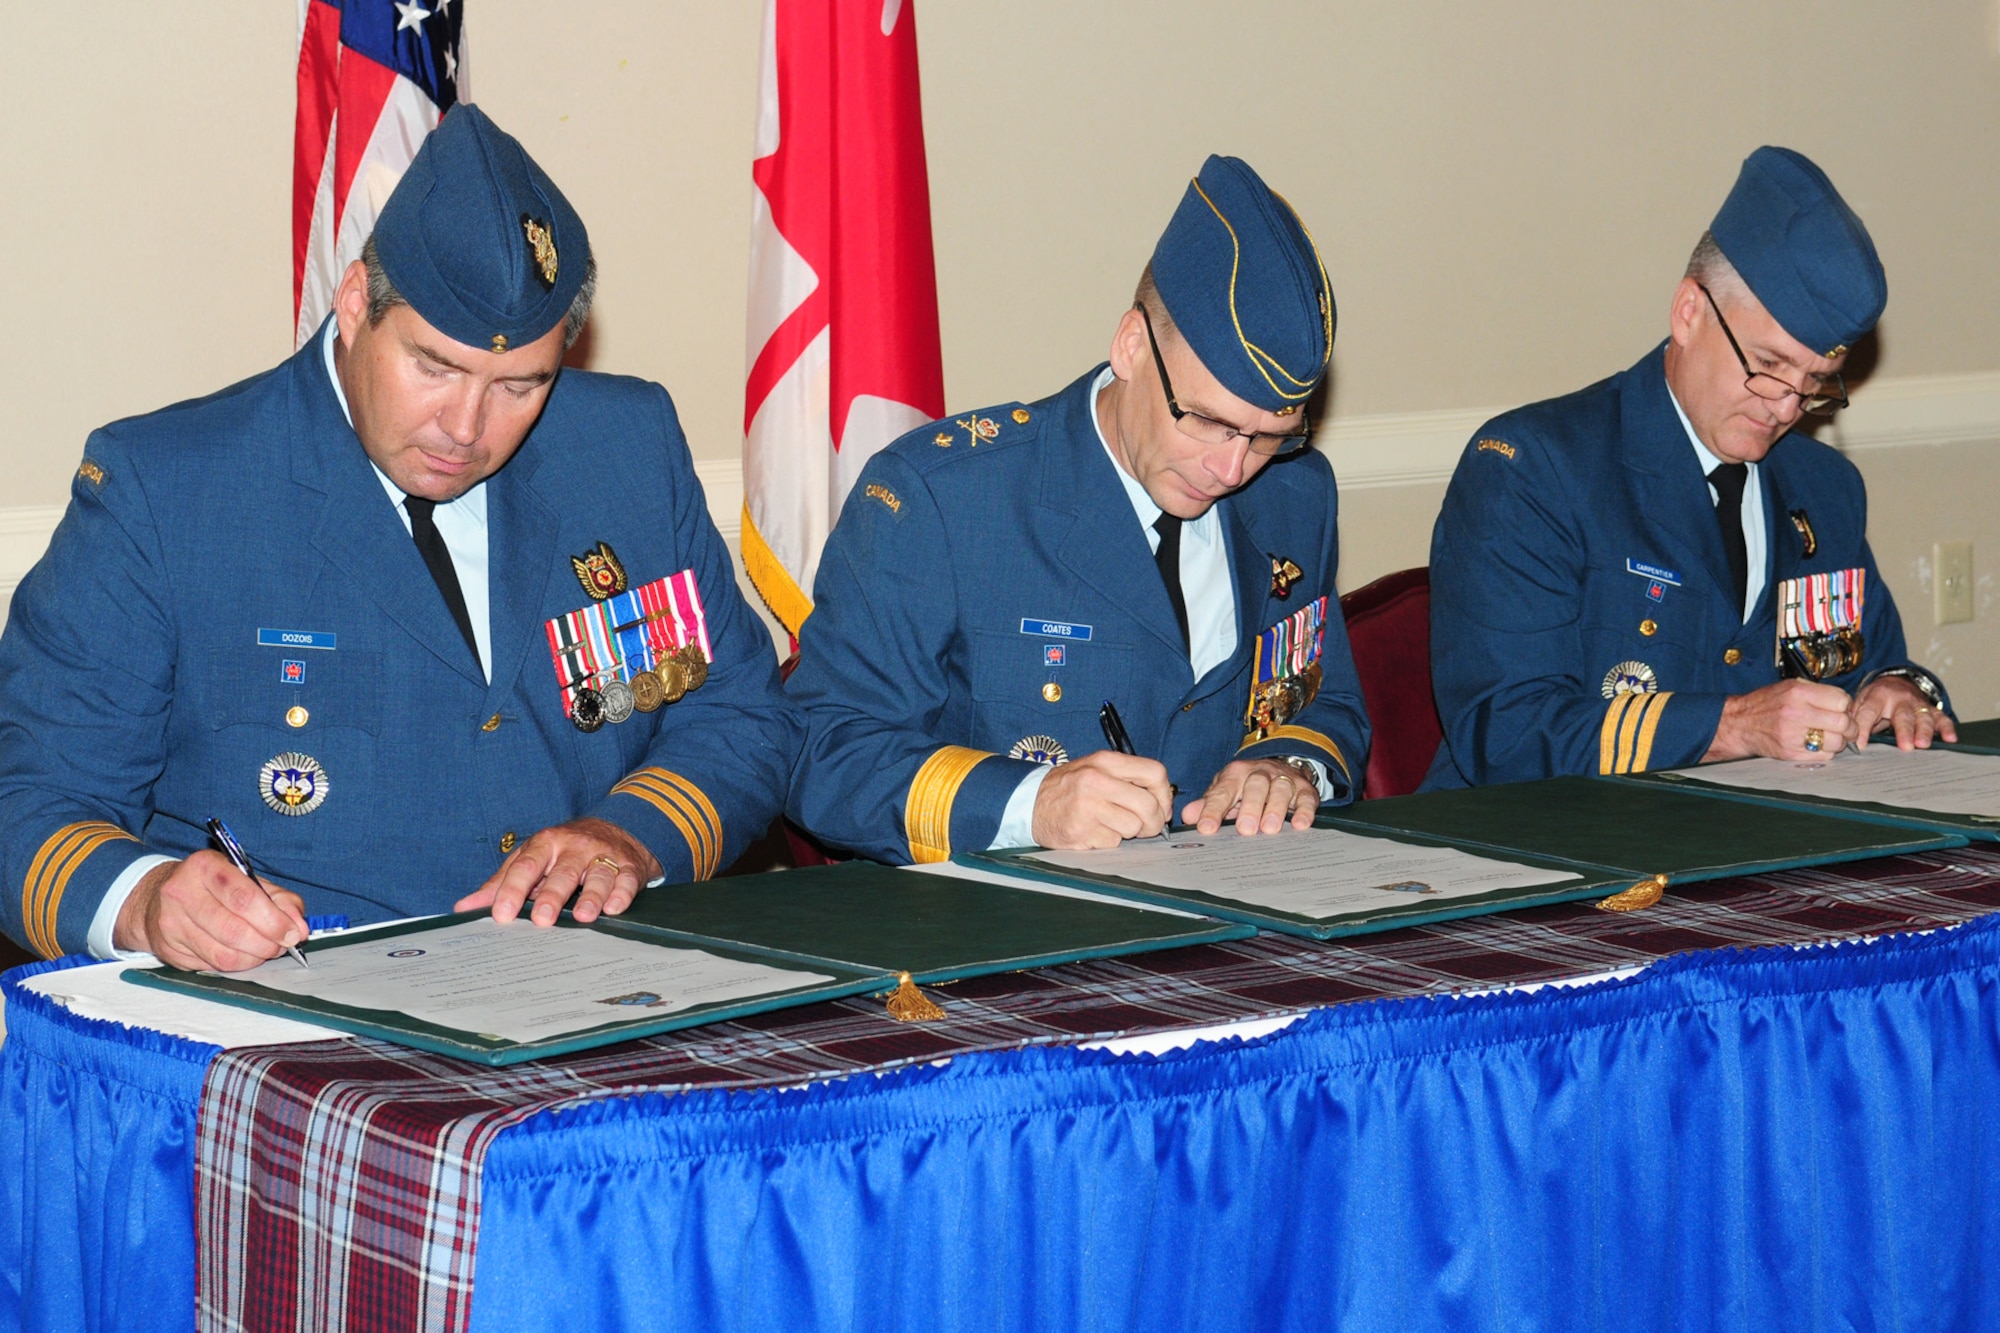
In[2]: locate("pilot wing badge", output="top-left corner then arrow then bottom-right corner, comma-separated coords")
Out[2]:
571,541 -> 629,601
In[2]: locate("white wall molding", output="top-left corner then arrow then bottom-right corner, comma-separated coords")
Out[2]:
1318,407 -> 1493,491
0,505 -> 68,606
1322,368 -> 2000,492
696,456 -> 743,545
2,372 -> 1995,603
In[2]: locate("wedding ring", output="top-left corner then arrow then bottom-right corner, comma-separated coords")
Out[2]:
1917,706 -> 1936,716
1803,728 -> 1825,753
590,855 -> 622,873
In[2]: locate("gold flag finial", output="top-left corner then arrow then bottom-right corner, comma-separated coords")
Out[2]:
1597,874 -> 1668,913
885,972 -> 945,1022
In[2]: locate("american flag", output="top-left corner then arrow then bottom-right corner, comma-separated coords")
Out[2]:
738,0 -> 945,641
292,0 -> 465,348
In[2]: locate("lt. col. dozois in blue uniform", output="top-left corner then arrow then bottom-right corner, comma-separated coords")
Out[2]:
1426,146 -> 1951,788
788,156 -> 1370,863
0,107 -> 798,970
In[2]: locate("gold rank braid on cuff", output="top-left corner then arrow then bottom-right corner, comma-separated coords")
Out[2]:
23,821 -> 137,959
1597,691 -> 1673,775
1237,724 -> 1350,783
608,767 -> 722,879
904,746 -> 993,864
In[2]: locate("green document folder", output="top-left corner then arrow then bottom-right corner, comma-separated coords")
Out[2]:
963,774 -> 1961,940
124,864 -> 1249,1064
1945,716 -> 2000,752
614,861 -> 1252,982
1335,775 -> 1962,875
127,910 -> 892,1066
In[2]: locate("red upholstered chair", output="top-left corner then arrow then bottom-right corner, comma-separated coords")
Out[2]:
1338,567 -> 1443,800
0,933 -> 35,971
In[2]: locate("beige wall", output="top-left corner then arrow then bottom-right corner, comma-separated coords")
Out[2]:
5,2 -> 2000,706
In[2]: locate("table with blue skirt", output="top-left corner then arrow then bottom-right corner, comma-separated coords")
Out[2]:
6,848 -> 2000,1333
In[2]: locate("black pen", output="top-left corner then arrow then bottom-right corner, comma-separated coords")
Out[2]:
1098,700 -> 1135,755
206,817 -> 309,968
1100,700 -> 1178,822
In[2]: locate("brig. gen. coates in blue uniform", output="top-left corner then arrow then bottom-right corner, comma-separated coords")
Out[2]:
787,155 -> 1370,863
1426,146 -> 1951,788
0,106 -> 798,970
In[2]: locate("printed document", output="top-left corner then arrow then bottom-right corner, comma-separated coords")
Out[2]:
228,917 -> 834,1044
1029,827 -> 1579,919
1665,745 -> 2000,819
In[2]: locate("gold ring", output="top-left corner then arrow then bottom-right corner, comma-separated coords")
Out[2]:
1803,727 -> 1825,753
1917,706 -> 1936,716
590,855 -> 622,873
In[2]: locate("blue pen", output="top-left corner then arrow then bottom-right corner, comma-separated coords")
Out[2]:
206,817 -> 309,968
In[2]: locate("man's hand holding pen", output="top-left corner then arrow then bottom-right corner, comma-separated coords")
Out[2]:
1020,701 -> 1175,850
114,851 -> 310,973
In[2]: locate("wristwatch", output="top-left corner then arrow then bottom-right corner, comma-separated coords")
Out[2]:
1858,665 -> 1947,711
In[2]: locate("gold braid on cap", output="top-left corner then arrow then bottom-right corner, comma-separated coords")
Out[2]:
1189,177 -> 1333,409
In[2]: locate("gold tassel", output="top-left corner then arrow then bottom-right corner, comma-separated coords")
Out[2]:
1597,873 -> 1668,913
884,972 -> 945,1022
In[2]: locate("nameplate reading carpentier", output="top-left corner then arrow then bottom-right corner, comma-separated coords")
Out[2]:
1624,560 -> 1681,586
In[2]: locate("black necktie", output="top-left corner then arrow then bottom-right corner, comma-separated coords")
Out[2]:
405,496 -> 482,671
1153,513 -> 1190,654
1708,462 -> 1749,617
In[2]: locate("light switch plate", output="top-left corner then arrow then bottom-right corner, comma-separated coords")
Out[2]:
1935,541 -> 1974,625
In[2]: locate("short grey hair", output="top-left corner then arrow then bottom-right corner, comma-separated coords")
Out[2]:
1684,231 -> 1751,306
359,233 -> 598,351
1132,263 -> 1179,340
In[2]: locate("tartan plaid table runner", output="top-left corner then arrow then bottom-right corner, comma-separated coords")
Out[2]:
194,846 -> 2000,1332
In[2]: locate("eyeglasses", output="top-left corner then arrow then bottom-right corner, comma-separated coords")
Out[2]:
1138,305 -> 1312,455
1698,284 -> 1848,416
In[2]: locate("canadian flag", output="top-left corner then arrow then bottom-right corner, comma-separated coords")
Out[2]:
739,0 -> 945,640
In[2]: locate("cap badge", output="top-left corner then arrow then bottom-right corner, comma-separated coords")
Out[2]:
490,334 -> 509,354
1270,555 -> 1303,600
571,541 -> 629,600
259,751 -> 329,816
1601,660 -> 1660,699
1008,734 -> 1070,766
522,214 -> 559,288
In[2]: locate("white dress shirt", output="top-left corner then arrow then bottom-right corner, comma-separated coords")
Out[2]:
1667,381 -> 1766,623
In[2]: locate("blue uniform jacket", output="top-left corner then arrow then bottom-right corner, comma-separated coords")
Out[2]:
1425,343 -> 1921,788
786,366 -> 1370,863
0,325 -> 799,958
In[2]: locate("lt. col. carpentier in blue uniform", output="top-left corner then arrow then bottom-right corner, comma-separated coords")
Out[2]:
787,155 -> 1370,863
0,106 -> 799,970
1426,146 -> 1952,788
